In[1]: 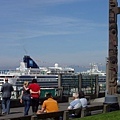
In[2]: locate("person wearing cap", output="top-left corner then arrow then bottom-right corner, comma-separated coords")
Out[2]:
37,92 -> 59,114
1,78 -> 14,115
68,92 -> 82,110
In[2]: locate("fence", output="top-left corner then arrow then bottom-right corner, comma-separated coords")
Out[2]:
0,74 -> 106,100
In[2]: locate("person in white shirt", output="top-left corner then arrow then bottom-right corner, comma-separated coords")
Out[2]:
68,92 -> 82,110
79,91 -> 88,108
67,92 -> 82,118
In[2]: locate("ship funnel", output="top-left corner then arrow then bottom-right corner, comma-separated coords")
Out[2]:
23,55 -> 39,68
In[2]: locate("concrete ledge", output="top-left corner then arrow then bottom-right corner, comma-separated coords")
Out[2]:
0,103 -> 111,120
0,96 -> 68,108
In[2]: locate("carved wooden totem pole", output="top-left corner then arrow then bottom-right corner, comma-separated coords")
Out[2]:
107,0 -> 120,95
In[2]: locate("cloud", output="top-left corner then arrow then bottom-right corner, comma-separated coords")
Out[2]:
0,0 -> 90,10
0,15 -> 107,42
25,0 -> 88,6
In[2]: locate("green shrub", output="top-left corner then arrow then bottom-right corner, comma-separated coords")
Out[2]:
73,110 -> 120,120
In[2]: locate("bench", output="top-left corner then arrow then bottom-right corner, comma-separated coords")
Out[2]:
6,104 -> 109,120
7,115 -> 32,120
6,109 -> 80,120
32,111 -> 65,120
7,111 -> 65,120
81,104 -> 104,117
66,103 -> 109,118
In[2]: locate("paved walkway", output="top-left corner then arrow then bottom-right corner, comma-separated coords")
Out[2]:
0,102 -> 69,120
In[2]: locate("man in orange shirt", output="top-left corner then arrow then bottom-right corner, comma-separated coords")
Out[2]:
37,92 -> 59,114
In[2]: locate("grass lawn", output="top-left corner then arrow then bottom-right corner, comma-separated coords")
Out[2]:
73,110 -> 120,120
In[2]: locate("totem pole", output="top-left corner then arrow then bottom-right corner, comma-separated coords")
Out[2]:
107,0 -> 120,95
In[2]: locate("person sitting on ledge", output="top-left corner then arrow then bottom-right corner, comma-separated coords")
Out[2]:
67,92 -> 82,118
68,92 -> 82,110
79,90 -> 88,108
37,92 -> 59,114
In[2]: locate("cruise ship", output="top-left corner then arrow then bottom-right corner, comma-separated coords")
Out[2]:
81,63 -> 106,90
81,63 -> 106,76
0,55 -> 75,98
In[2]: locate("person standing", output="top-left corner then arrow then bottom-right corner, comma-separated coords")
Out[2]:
28,79 -> 40,115
20,81 -> 31,116
1,78 -> 14,114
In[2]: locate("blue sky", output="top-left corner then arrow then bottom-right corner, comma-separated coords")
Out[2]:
0,0 -> 119,70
